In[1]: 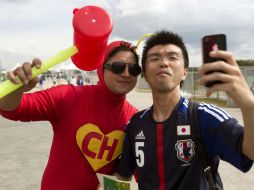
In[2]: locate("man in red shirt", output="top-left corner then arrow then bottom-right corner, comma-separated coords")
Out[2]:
0,41 -> 141,190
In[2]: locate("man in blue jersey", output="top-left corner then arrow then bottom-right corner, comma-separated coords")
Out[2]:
114,30 -> 254,190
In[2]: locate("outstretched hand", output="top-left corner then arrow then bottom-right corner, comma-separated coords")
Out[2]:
7,58 -> 42,92
198,50 -> 254,110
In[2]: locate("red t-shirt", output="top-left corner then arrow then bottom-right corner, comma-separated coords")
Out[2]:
0,83 -> 137,189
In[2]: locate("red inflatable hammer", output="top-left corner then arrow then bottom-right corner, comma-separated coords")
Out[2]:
72,6 -> 113,70
0,5 -> 113,99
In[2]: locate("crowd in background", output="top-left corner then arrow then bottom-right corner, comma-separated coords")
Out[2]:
0,70 -> 96,91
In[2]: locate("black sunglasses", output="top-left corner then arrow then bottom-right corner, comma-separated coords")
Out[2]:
104,62 -> 141,76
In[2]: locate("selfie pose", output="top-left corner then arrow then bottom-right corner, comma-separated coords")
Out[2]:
0,41 -> 141,190
114,30 -> 254,190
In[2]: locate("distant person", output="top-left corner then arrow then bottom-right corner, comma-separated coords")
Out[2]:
56,73 -> 61,84
114,30 -> 254,190
70,75 -> 77,86
85,77 -> 91,85
39,75 -> 44,90
0,40 -> 141,190
0,75 -> 4,82
76,75 -> 84,86
66,74 -> 71,84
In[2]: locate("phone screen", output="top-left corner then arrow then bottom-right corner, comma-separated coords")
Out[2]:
201,34 -> 227,87
202,34 -> 227,63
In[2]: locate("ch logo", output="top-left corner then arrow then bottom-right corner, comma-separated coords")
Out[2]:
76,123 -> 125,171
82,132 -> 118,160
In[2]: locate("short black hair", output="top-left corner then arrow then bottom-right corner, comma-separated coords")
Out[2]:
141,30 -> 189,88
141,30 -> 189,72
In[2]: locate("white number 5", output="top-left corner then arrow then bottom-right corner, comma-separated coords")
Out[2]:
135,142 -> 145,167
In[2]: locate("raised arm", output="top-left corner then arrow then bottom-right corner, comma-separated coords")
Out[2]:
198,50 -> 254,160
0,58 -> 41,111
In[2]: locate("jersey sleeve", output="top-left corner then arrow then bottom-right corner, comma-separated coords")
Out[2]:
116,121 -> 136,178
198,103 -> 253,172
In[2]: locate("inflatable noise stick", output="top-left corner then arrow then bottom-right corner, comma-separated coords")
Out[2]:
135,33 -> 154,49
0,46 -> 77,99
0,5 -> 113,99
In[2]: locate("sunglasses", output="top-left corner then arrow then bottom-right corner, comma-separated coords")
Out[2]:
104,62 -> 141,76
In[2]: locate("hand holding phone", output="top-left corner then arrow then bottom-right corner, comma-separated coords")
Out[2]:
201,34 -> 227,87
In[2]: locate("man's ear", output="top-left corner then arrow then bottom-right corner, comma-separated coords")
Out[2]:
182,68 -> 188,80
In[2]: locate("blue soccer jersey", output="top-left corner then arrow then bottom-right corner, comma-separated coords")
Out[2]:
116,97 -> 253,190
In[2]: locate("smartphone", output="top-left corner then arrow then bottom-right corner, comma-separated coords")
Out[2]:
201,34 -> 227,87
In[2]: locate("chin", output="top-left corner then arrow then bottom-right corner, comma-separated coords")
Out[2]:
155,85 -> 172,92
116,87 -> 133,95
115,89 -> 129,95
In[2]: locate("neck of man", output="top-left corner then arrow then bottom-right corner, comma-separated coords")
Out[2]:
152,88 -> 181,122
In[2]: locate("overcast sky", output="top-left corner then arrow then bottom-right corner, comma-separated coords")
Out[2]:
0,0 -> 253,70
